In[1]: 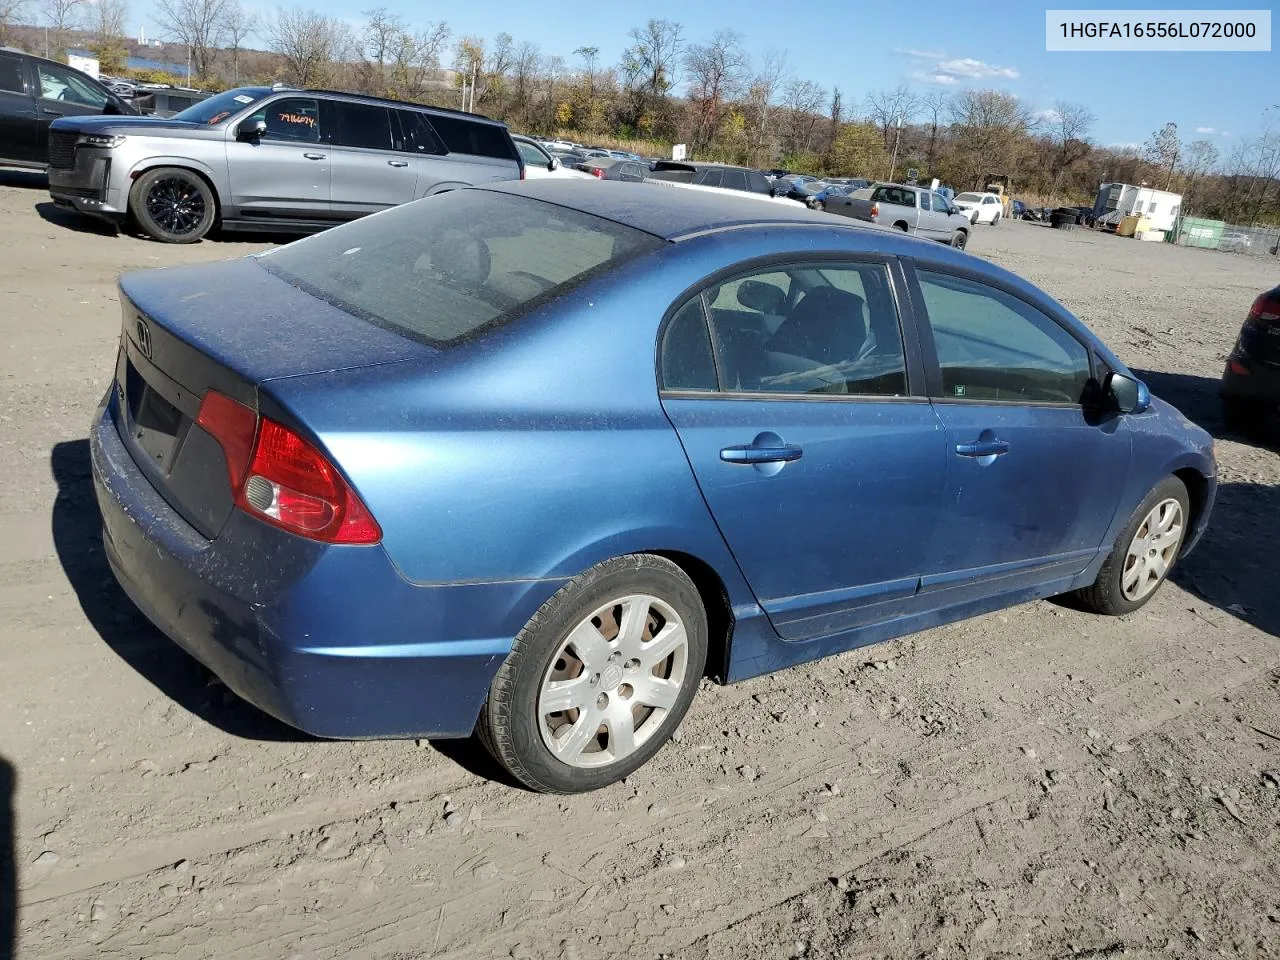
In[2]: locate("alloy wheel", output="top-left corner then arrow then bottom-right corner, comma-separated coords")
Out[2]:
537,594 -> 688,768
1120,498 -> 1184,601
145,177 -> 207,237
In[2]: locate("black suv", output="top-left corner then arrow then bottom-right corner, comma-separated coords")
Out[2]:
648,160 -> 776,195
0,47 -> 135,168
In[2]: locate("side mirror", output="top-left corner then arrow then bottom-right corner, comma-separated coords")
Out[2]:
1107,372 -> 1151,414
548,156 -> 559,171
103,98 -> 122,116
237,118 -> 267,141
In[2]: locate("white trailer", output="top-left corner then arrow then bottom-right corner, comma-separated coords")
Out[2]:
1093,183 -> 1183,233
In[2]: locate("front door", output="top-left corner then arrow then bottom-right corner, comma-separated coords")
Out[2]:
911,267 -> 1132,602
31,60 -> 111,158
659,259 -> 948,642
226,96 -> 331,220
0,53 -> 38,164
323,99 -> 416,220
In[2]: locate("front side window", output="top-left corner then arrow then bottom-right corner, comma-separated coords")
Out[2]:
252,96 -> 321,143
36,63 -> 107,107
917,270 -> 1092,404
514,139 -> 549,166
331,101 -> 392,150
258,191 -> 662,346
701,262 -> 908,397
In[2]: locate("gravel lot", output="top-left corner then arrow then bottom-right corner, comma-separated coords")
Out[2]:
2,172 -> 1279,960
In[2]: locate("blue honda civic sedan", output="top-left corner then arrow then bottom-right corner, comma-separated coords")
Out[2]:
91,181 -> 1216,793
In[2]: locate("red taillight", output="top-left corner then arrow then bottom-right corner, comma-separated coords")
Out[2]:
196,391 -> 257,488
870,203 -> 879,218
196,391 -> 381,545
1248,291 -> 1280,323
1229,359 -> 1251,376
590,167 -> 604,179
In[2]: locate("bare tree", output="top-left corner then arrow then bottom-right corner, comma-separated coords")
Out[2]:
948,88 -> 1033,187
0,0 -> 28,45
864,85 -> 919,148
511,40 -> 539,113
152,0 -> 228,82
268,7 -> 346,86
741,48 -> 788,164
386,20 -> 449,100
1048,100 -> 1095,194
1142,121 -> 1181,188
918,90 -> 948,173
42,0 -> 84,57
362,8 -> 404,73
88,0 -> 129,72
574,45 -> 598,97
222,0 -> 256,84
621,18 -> 682,98
683,29 -> 748,151
781,78 -> 825,156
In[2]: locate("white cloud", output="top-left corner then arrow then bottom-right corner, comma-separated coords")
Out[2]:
1195,126 -> 1215,133
911,71 -> 960,85
1034,108 -> 1063,124
1108,142 -> 1140,151
1220,130 -> 1233,137
936,57 -> 1020,80
895,47 -> 947,60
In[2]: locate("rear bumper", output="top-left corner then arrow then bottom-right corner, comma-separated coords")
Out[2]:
1220,350 -> 1280,403
91,388 -> 565,739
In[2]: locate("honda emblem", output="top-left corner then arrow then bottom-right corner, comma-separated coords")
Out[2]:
135,318 -> 152,360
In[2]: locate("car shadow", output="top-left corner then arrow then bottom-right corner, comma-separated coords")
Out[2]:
34,201 -> 118,236
1134,367 -> 1280,449
0,167 -> 48,190
50,439 -> 307,742
1,756 -> 13,960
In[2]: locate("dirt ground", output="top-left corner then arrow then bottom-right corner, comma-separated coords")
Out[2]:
1,173 -> 1278,960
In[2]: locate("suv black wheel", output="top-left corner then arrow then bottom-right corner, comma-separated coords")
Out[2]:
130,167 -> 216,243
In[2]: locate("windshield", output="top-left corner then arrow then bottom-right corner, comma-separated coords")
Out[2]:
955,193 -> 982,202
257,191 -> 664,346
173,87 -> 269,125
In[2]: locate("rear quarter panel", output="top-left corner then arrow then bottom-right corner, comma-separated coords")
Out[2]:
414,153 -> 520,196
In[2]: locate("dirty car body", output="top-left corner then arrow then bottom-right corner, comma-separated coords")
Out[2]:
90,181 -> 1217,746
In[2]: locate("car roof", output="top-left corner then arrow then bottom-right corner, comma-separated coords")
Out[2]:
483,180 -> 861,241
302,89 -> 504,125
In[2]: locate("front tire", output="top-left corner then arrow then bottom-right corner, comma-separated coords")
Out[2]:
1073,476 -> 1189,615
950,230 -> 968,249
129,167 -> 216,243
477,555 -> 707,793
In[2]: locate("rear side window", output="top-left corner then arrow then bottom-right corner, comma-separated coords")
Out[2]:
919,192 -> 932,211
426,114 -> 517,161
394,110 -> 445,154
917,270 -> 1092,404
660,298 -> 718,391
331,101 -> 392,150
697,169 -> 723,188
721,170 -> 747,191
0,54 -> 24,94
258,191 -> 662,346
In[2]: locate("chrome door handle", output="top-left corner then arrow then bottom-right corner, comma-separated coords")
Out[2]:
303,152 -> 326,160
387,159 -> 409,167
955,439 -> 1010,458
720,443 -> 804,464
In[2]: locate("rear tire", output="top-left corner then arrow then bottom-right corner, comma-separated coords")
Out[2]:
991,212 -> 1001,226
1072,476 -> 1189,615
477,554 -> 707,793
129,167 -> 216,243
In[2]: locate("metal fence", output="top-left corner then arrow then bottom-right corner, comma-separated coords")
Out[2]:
1171,219 -> 1280,258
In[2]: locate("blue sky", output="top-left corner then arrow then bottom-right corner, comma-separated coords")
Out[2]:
206,0 -> 1276,147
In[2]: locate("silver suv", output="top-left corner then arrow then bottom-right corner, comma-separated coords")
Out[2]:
46,87 -> 523,243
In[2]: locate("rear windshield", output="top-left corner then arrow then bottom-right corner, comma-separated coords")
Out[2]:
955,192 -> 982,202
257,191 -> 663,346
174,87 -> 268,125
426,113 -> 518,161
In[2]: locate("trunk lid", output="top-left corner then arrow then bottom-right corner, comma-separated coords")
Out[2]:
114,257 -> 435,538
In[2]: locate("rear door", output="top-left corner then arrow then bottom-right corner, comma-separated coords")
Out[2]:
659,258 -> 948,642
225,95 -> 331,220
0,52 -> 38,164
323,99 -> 415,219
